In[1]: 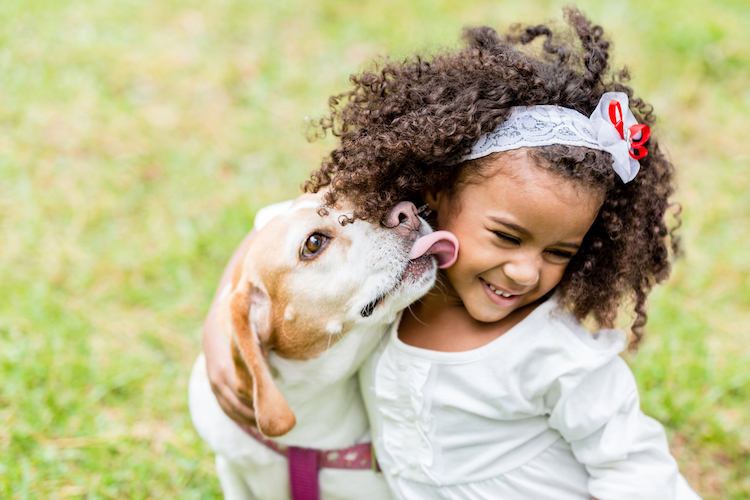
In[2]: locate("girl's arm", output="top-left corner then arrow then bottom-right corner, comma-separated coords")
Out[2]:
547,357 -> 701,500
202,230 -> 257,426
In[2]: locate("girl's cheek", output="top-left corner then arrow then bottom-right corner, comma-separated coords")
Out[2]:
546,266 -> 567,288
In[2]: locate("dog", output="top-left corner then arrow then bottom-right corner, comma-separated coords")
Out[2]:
189,193 -> 458,500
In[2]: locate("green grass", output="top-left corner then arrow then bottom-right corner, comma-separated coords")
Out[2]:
1,0 -> 748,497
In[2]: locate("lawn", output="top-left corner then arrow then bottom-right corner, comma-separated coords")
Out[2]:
1,0 -> 748,498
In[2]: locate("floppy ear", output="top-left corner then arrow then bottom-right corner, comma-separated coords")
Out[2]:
230,280 -> 296,437
231,337 -> 254,401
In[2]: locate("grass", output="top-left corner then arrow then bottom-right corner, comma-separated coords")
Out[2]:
1,0 -> 748,497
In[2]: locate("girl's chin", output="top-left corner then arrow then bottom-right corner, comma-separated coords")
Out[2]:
467,295 -> 544,326
466,308 -> 514,324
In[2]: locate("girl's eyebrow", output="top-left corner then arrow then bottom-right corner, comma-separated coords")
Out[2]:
489,217 -> 530,236
489,217 -> 581,250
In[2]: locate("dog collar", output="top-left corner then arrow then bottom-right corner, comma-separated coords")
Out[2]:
239,424 -> 379,500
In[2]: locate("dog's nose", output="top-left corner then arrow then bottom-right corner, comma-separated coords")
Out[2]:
385,201 -> 421,231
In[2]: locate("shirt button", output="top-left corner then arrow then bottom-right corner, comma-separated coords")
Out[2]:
404,409 -> 415,420
390,467 -> 399,475
397,361 -> 407,371
408,458 -> 418,467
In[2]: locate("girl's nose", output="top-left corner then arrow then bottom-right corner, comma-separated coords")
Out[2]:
384,201 -> 421,231
504,255 -> 540,287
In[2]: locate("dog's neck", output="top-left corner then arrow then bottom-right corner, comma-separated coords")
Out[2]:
266,320 -> 391,449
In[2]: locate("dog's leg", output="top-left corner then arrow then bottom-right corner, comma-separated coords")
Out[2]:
216,455 -> 258,500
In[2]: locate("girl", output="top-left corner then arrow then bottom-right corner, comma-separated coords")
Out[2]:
203,8 -> 700,500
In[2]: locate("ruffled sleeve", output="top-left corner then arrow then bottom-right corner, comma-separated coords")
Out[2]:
547,356 -> 701,500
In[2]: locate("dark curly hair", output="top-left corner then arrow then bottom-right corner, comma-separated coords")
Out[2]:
304,8 -> 679,348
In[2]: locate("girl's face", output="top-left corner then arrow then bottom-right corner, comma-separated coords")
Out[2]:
427,151 -> 602,323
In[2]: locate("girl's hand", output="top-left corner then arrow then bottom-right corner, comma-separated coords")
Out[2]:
202,230 -> 257,426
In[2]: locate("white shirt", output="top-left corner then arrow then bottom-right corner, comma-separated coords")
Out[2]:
359,297 -> 701,500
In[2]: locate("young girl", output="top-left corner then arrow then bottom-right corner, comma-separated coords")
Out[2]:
301,8 -> 701,500
203,8 -> 701,500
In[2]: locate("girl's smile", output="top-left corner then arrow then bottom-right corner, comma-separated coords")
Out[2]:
479,277 -> 524,307
425,150 -> 603,326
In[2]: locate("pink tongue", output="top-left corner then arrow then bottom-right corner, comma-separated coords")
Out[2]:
409,230 -> 459,269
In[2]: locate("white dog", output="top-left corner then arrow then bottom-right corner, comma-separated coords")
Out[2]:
189,194 -> 458,500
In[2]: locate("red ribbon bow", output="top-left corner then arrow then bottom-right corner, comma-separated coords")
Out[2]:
608,100 -> 651,160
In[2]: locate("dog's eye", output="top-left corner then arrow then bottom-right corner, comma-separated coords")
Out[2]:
301,233 -> 327,258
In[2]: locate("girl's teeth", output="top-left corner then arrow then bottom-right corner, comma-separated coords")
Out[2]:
487,283 -> 513,298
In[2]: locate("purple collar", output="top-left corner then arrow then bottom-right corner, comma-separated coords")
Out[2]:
239,424 -> 380,500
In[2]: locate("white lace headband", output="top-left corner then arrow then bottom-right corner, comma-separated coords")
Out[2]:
462,92 -> 651,183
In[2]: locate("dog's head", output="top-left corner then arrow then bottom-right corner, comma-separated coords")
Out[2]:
226,194 -> 457,437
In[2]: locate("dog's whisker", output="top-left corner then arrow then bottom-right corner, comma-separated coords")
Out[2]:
323,331 -> 335,362
406,303 -> 429,327
433,275 -> 450,296
280,318 -> 292,341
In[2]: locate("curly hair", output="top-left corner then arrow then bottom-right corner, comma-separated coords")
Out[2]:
304,8 -> 679,348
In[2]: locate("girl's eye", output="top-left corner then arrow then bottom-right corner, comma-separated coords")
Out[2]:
545,249 -> 574,263
301,233 -> 328,258
494,232 -> 520,245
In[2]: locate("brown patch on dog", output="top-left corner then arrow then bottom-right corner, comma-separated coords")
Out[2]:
244,217 -> 357,360
231,337 -> 254,400
271,312 -> 356,360
333,233 -> 352,254
231,247 -> 250,291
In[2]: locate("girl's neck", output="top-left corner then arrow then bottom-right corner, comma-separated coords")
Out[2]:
398,275 -> 541,352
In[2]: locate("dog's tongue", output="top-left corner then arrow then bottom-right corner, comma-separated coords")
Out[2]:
409,231 -> 459,269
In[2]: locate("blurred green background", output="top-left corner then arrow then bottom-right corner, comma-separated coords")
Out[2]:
1,0 -> 748,498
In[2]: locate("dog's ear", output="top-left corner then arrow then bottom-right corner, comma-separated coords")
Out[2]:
230,280 -> 296,437
231,337 -> 255,402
